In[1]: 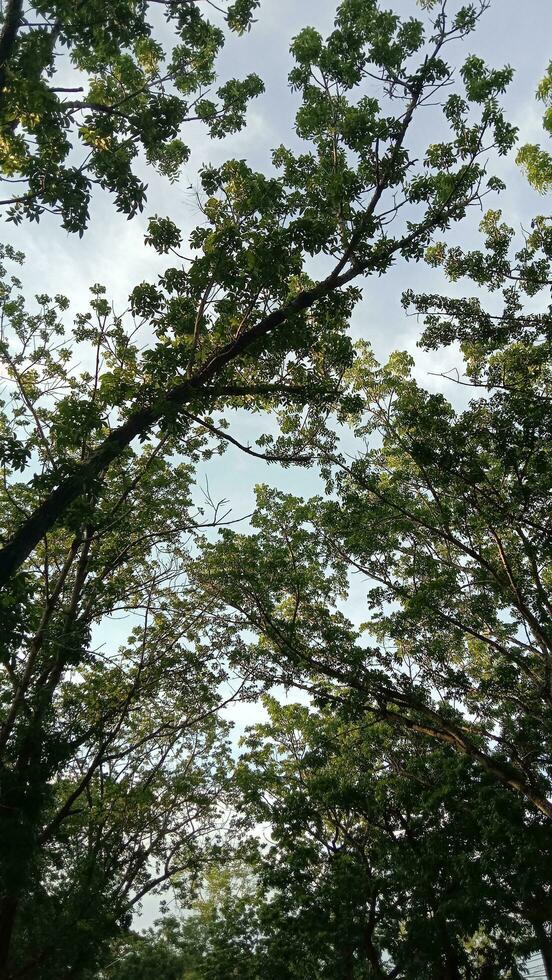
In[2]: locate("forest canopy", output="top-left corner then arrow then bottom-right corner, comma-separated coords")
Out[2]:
0,0 -> 551,978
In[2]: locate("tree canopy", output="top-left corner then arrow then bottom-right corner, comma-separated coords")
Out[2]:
189,206 -> 552,811
0,0 -> 550,977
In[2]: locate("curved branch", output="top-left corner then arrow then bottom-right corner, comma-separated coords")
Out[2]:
0,165 -> 483,586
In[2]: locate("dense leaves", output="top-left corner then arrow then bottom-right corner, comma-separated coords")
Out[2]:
517,60 -> 552,192
0,0 -> 263,232
185,245 -> 552,819
104,701 -> 550,977
0,0 -> 518,590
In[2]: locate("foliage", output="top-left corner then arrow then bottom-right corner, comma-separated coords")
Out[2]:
0,257 -> 253,975
0,0 -> 263,232
98,919 -> 190,980
101,866 -> 262,979
103,699 -> 548,978
181,208 -> 552,826
233,699 -> 540,978
517,60 -> 552,192
0,0 -> 518,591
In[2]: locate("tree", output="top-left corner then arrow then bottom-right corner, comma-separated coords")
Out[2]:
98,919 -> 189,980
182,197 -> 552,822
0,0 -> 521,974
233,697 -> 542,978
0,0 -> 263,232
0,0 -> 517,587
106,698 -> 547,978
0,327 -> 243,976
0,260 -> 254,977
100,868 -> 263,979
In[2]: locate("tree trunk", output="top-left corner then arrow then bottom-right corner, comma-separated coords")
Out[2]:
0,0 -> 23,97
432,949 -> 461,980
0,896 -> 17,980
542,945 -> 552,980
0,725 -> 50,976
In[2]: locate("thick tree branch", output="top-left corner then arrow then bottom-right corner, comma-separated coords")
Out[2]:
0,0 -> 23,103
0,187 -> 481,590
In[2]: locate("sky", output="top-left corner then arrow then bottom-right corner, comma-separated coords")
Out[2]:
4,0 -> 552,928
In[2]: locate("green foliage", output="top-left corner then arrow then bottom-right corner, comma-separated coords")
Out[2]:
0,0 -> 263,232
0,247 -> 252,975
105,702 -> 543,978
179,206 -> 552,832
189,305 -> 552,819
516,60 -> 552,192
102,930 -> 184,980
102,868 -> 263,980
232,700 -> 537,978
517,142 -> 552,193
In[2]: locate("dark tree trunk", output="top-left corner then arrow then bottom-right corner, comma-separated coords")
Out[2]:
432,949 -> 461,980
0,896 -> 17,980
0,725 -> 50,977
538,935 -> 552,980
528,921 -> 552,980
0,0 -> 23,77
